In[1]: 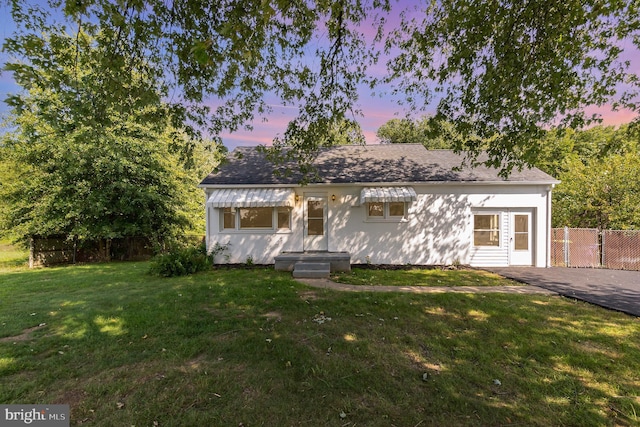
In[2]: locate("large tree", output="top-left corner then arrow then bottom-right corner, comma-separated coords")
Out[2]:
0,22 -> 214,245
3,0 -> 640,174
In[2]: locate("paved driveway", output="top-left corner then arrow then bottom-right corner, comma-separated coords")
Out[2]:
488,267 -> 640,317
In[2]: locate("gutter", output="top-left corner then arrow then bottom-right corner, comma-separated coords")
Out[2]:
198,180 -> 561,189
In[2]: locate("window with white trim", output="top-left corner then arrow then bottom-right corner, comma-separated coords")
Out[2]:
473,214 -> 501,246
366,202 -> 406,220
221,207 -> 291,231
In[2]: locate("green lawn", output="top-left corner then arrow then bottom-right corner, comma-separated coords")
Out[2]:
332,266 -> 523,287
1,262 -> 639,426
0,239 -> 29,270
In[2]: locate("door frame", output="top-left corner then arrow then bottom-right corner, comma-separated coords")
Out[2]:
509,209 -> 534,266
303,193 -> 328,251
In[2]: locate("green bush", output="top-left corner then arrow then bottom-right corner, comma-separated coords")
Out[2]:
149,243 -> 211,277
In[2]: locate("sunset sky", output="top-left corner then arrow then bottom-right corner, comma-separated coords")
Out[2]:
1,2 -> 638,151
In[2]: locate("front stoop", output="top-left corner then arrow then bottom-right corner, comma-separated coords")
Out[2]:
292,262 -> 331,278
275,252 -> 351,273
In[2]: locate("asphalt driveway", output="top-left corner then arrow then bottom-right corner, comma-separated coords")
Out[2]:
488,267 -> 640,317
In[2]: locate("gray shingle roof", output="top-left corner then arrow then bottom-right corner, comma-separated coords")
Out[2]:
199,144 -> 558,186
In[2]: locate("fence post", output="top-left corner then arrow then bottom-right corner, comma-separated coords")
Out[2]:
29,236 -> 35,269
600,230 -> 605,268
564,226 -> 570,267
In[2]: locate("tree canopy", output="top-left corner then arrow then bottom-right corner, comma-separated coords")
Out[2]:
533,124 -> 640,229
552,151 -> 640,229
3,0 -> 639,174
388,0 -> 639,171
0,22 -> 220,244
376,116 -> 455,149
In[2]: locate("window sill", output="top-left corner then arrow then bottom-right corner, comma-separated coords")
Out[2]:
219,229 -> 293,235
365,217 -> 408,223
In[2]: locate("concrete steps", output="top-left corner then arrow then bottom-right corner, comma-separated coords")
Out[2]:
292,262 -> 331,278
275,252 -> 351,273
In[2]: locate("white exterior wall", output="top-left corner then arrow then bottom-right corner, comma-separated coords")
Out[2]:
204,188 -> 304,264
204,183 -> 553,267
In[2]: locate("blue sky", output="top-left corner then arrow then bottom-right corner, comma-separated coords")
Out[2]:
1,2 -> 638,151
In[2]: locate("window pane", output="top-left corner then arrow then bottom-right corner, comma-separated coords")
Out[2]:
474,214 -> 499,230
308,201 -> 323,218
514,215 -> 528,233
389,202 -> 405,217
223,208 -> 235,229
474,231 -> 500,246
239,207 -> 272,228
474,214 -> 500,246
277,208 -> 290,229
514,233 -> 528,250
368,202 -> 384,217
308,218 -> 323,235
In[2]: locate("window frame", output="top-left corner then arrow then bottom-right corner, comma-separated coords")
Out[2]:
238,207 -> 273,230
365,201 -> 408,222
472,212 -> 502,247
220,207 -> 292,233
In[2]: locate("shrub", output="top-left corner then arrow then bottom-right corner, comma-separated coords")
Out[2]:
149,242 -> 211,277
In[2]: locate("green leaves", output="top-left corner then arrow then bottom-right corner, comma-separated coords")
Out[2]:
0,24 -> 216,244
376,116 -> 457,149
3,0 -> 640,177
4,0 -> 385,162
387,0 -> 640,171
538,125 -> 640,229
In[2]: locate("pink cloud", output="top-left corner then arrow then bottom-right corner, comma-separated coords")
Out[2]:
585,104 -> 638,127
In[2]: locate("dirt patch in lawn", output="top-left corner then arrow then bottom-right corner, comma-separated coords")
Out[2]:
261,311 -> 282,321
0,324 -> 47,343
297,290 -> 321,301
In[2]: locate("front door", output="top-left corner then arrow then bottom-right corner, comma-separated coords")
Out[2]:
510,211 -> 533,265
304,194 -> 328,251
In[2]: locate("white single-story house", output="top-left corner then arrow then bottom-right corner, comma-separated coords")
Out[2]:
199,144 -> 559,270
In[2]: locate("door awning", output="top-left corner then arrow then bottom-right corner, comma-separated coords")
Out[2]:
207,188 -> 295,208
360,186 -> 417,204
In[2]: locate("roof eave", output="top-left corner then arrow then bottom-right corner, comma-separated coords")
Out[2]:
199,180 -> 560,189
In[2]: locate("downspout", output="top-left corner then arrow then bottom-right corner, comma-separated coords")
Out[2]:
546,184 -> 555,268
204,190 -> 210,252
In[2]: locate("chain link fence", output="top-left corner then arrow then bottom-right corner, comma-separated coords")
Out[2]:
552,227 -> 640,271
602,229 -> 640,270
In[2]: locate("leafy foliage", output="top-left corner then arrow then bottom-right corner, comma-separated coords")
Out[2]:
0,22 -> 219,244
532,125 -> 640,229
148,242 -> 212,277
389,0 -> 640,173
552,152 -> 640,229
376,116 -> 455,148
4,0 -> 638,174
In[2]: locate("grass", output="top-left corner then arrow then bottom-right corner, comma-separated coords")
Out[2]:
0,262 -> 639,426
331,266 -> 523,287
0,239 -> 29,270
